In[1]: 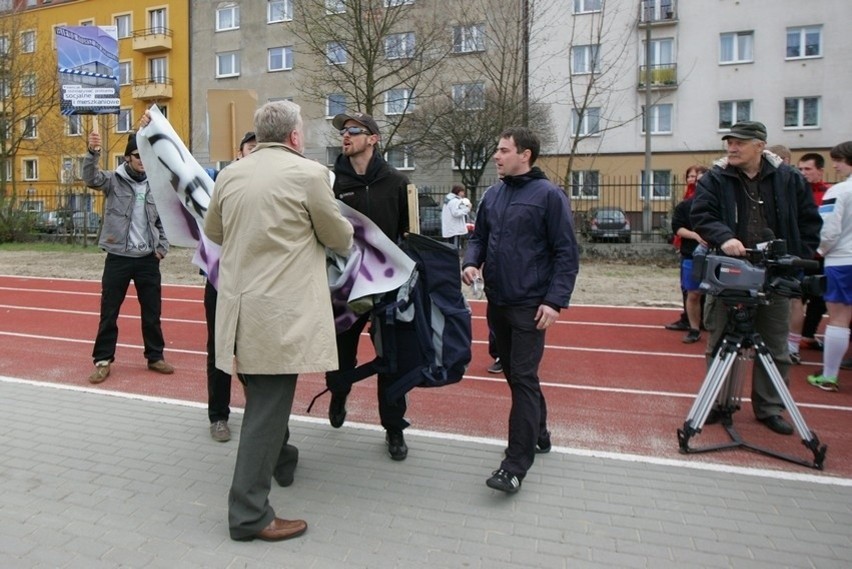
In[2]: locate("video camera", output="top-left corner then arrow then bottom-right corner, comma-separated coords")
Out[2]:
692,237 -> 824,301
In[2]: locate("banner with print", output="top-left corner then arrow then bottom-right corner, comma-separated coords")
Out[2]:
55,26 -> 120,115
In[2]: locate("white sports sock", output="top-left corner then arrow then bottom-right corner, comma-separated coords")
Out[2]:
822,325 -> 850,379
787,332 -> 802,355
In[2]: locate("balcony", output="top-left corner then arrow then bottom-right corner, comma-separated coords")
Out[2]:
637,64 -> 678,90
638,0 -> 677,26
131,28 -> 173,53
132,77 -> 173,101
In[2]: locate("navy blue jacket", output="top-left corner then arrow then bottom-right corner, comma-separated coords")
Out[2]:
463,167 -> 579,309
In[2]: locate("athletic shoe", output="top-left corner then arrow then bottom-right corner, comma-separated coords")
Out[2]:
665,320 -> 689,331
789,352 -> 801,365
486,469 -> 521,493
807,374 -> 839,392
487,358 -> 503,374
88,362 -> 111,384
536,430 -> 552,454
800,337 -> 824,351
147,360 -> 174,374
210,420 -> 231,442
682,329 -> 701,344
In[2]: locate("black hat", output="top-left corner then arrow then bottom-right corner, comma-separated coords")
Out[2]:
239,131 -> 256,149
722,121 -> 767,142
124,133 -> 138,156
332,112 -> 380,136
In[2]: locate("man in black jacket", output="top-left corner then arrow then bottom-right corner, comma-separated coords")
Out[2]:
326,111 -> 412,461
691,121 -> 821,435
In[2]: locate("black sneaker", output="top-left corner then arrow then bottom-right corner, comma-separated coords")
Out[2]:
665,320 -> 689,331
486,469 -> 521,493
386,431 -> 408,461
328,392 -> 348,428
789,351 -> 801,365
536,430 -> 552,454
487,358 -> 503,374
682,329 -> 701,344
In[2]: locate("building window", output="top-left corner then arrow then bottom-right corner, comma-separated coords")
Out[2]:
118,61 -> 132,85
452,82 -> 484,110
570,170 -> 600,199
23,159 -> 38,181
116,109 -> 131,133
216,52 -> 241,78
718,100 -> 751,129
572,0 -> 602,14
149,8 -> 167,34
67,115 -> 82,136
0,78 -> 7,98
326,93 -> 346,117
0,35 -> 8,55
149,57 -> 166,82
452,143 -> 486,170
784,96 -> 820,128
268,0 -> 293,23
326,42 -> 346,65
268,46 -> 293,71
452,24 -> 484,53
326,146 -> 342,166
720,31 -> 753,64
571,44 -> 600,75
21,30 -> 35,53
325,0 -> 345,15
571,107 -> 600,137
80,19 -> 95,27
786,25 -> 821,59
385,0 -> 414,6
114,14 -> 132,38
216,4 -> 240,31
385,32 -> 415,60
22,74 -> 35,96
385,88 -> 413,115
23,116 -> 37,138
640,170 -> 671,199
4,158 -> 11,181
641,103 -> 673,134
385,146 -> 415,170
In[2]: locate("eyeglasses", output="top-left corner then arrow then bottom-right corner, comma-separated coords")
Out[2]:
130,152 -> 141,158
339,126 -> 370,136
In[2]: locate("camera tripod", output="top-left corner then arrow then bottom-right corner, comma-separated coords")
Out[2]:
677,296 -> 827,470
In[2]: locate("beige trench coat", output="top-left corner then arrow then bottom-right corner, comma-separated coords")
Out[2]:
204,143 -> 353,375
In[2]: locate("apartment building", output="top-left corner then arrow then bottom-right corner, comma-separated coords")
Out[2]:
3,0 -> 189,213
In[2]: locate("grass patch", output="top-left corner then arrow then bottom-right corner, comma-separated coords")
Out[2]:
0,242 -> 102,254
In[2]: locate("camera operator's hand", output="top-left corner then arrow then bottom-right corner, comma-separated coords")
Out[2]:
721,238 -> 747,257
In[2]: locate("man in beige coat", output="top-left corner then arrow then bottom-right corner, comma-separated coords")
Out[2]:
205,100 -> 353,542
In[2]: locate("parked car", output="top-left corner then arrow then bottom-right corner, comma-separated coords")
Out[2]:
34,210 -> 72,234
418,193 -> 442,237
71,211 -> 101,235
582,207 -> 631,243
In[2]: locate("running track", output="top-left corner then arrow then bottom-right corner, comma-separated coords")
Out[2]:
1,275 -> 850,480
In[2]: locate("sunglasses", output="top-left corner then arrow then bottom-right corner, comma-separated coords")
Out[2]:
339,126 -> 371,136
129,152 -> 141,158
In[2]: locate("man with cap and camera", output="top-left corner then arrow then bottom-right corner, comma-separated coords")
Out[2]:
691,121 -> 822,435
83,130 -> 174,384
325,111 -> 413,461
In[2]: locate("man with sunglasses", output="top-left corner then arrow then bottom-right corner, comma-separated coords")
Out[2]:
83,131 -> 173,384
326,111 -> 412,461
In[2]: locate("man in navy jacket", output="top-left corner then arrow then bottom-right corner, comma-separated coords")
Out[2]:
462,127 -> 579,493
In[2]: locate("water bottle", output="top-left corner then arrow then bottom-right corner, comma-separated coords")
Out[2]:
471,276 -> 484,299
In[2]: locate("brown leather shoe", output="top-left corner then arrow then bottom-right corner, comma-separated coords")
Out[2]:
236,518 -> 307,542
147,360 -> 174,374
88,363 -> 111,384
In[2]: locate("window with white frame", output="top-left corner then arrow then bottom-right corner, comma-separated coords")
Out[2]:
21,30 -> 35,53
268,46 -> 293,71
326,146 -> 342,165
452,82 -> 484,110
386,146 -> 415,170
718,100 -> 751,129
216,4 -> 240,31
116,109 -> 131,132
60,157 -> 85,183
643,37 -> 674,66
571,44 -> 600,75
67,115 -> 82,136
326,42 -> 346,65
784,96 -> 820,128
453,143 -> 486,170
4,158 -> 10,181
115,14 -> 131,38
23,159 -> 38,181
114,155 -> 125,169
641,103 -> 673,134
268,0 -> 293,23
570,170 -> 600,199
385,32 -> 415,60
572,0 -> 602,14
0,35 -> 8,55
159,106 -> 168,120
326,93 -> 346,117
118,61 -> 131,85
149,8 -> 167,34
786,25 -> 821,59
385,88 -> 413,115
325,0 -> 345,15
571,107 -> 600,137
22,116 -> 37,138
216,51 -> 240,77
80,19 -> 95,27
385,0 -> 414,6
149,57 -> 166,82
0,78 -> 8,98
719,31 -> 753,64
640,169 -> 671,199
22,74 -> 35,96
453,23 -> 484,53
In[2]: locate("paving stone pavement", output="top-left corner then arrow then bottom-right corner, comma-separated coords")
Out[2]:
1,377 -> 850,569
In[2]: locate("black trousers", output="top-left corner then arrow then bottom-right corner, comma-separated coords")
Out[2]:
801,294 -> 827,339
205,281 -> 232,423
488,303 -> 549,479
326,313 -> 408,432
92,253 -> 165,364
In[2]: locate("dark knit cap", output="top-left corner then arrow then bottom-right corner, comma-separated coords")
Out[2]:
124,133 -> 138,156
